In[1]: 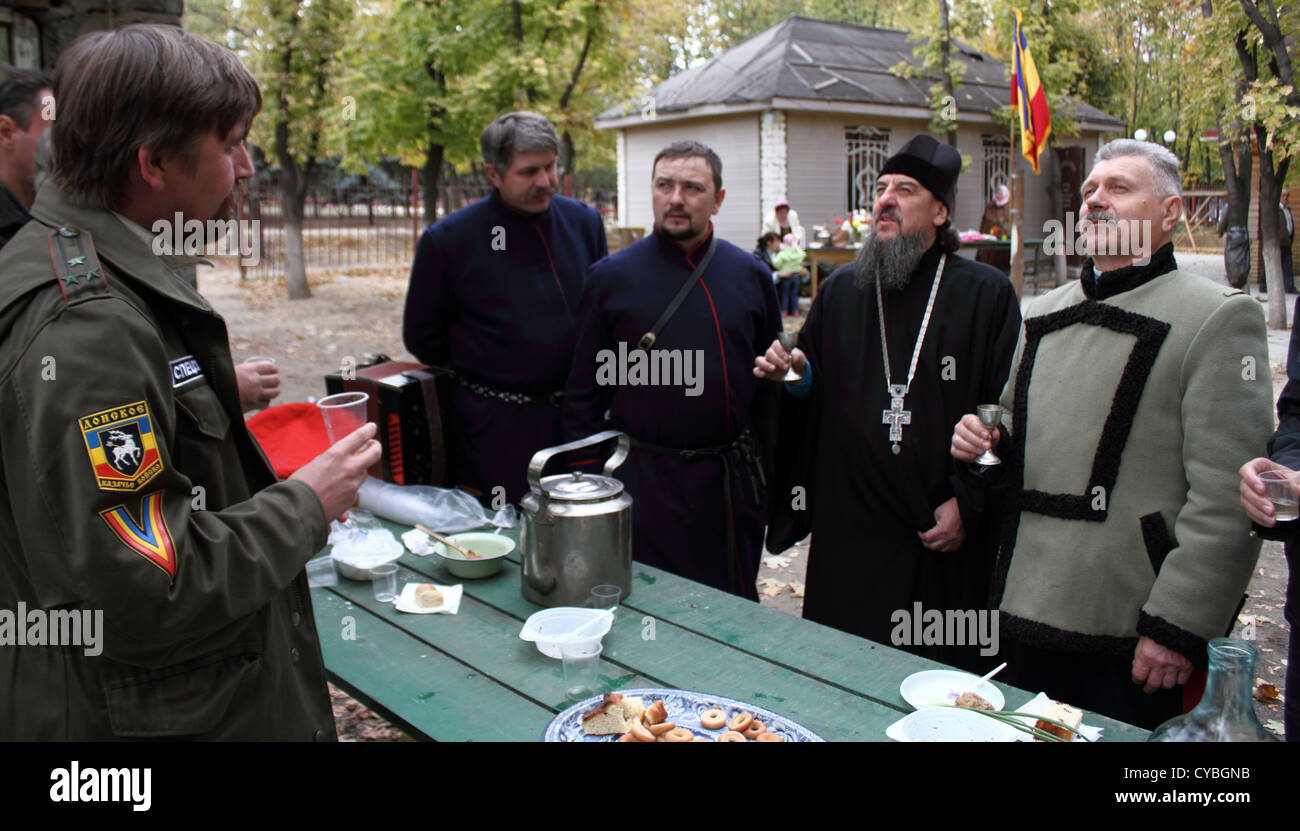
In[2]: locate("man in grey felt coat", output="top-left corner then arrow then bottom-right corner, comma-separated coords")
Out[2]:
953,139 -> 1272,729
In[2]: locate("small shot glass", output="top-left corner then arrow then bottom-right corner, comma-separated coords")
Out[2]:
370,563 -> 398,602
588,584 -> 622,615
561,641 -> 602,700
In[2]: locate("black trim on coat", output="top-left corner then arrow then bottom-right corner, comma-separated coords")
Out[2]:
991,300 -> 1170,608
1137,611 -> 1210,671
1139,512 -> 1176,575
1000,610 -> 1138,659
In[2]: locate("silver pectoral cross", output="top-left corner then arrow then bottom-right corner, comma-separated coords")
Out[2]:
882,384 -> 910,454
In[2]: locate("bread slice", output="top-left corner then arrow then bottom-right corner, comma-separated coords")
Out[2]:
620,696 -> 645,724
582,693 -> 630,735
1034,700 -> 1082,741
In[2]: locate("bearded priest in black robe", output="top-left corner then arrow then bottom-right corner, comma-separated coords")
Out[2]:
756,135 -> 1021,671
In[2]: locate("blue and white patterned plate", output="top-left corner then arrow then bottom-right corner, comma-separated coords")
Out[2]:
543,687 -> 826,742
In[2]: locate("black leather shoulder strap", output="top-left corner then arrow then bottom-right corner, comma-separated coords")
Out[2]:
636,235 -> 717,351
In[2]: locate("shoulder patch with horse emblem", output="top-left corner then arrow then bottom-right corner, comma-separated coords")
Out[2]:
48,226 -> 109,302
79,401 -> 164,492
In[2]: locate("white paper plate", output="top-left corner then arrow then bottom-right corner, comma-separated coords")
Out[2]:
899,669 -> 1006,711
888,707 -> 1019,742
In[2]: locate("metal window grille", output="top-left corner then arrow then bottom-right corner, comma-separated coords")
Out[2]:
982,135 -> 1011,203
846,127 -> 891,213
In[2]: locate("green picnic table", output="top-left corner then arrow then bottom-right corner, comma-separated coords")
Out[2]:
312,520 -> 1148,741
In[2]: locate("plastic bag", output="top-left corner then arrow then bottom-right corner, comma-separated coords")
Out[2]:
328,509 -> 403,565
355,477 -> 518,533
1224,226 -> 1250,289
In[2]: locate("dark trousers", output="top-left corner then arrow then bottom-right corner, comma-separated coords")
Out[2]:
1002,636 -> 1184,731
1286,539 -> 1298,741
776,275 -> 800,314
1259,244 -> 1296,292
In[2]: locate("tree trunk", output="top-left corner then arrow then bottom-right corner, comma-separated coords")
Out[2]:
937,0 -> 956,147
1044,140 -> 1067,286
560,130 -> 576,179
1257,131 -> 1289,329
422,142 -> 444,228
280,162 -> 311,301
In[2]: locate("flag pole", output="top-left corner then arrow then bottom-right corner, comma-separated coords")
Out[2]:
1010,19 -> 1024,299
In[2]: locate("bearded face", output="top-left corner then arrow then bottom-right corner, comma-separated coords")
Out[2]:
852,223 -> 929,292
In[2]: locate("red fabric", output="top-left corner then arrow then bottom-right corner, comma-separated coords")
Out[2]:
246,402 -> 331,479
1182,668 -> 1207,714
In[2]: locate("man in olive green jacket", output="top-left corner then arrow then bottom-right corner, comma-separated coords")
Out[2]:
0,25 -> 380,739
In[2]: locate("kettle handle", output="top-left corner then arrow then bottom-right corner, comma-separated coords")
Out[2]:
526,430 -> 629,492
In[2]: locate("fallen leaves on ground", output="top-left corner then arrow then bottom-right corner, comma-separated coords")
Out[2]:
761,554 -> 792,570
1255,683 -> 1280,703
758,577 -> 787,597
789,582 -> 806,598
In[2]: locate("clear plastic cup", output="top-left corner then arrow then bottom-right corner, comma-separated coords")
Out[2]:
588,584 -> 622,615
318,391 -> 370,444
561,641 -> 602,699
1260,469 -> 1300,522
370,563 -> 398,602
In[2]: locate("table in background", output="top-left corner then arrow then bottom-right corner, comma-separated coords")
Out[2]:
960,238 -> 1049,288
312,520 -> 1147,741
806,245 -> 857,299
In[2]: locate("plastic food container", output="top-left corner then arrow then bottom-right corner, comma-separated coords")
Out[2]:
519,607 -> 614,659
330,528 -> 405,581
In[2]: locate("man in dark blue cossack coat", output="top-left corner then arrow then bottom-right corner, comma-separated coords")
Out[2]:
563,141 -> 781,600
403,112 -> 608,503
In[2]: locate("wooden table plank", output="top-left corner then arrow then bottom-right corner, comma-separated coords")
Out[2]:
323,562 -> 653,707
312,590 -> 556,741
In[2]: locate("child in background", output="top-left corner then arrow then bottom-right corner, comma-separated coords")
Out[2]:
771,233 -> 806,316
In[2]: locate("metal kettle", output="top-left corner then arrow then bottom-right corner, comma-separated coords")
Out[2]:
520,430 -> 633,607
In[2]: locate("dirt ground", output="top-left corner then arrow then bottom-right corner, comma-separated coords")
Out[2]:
202,256 -> 1291,741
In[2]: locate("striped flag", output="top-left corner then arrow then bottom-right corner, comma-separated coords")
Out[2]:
1011,9 -> 1051,174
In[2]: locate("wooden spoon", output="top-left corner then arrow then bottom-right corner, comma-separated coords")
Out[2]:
415,524 -> 484,559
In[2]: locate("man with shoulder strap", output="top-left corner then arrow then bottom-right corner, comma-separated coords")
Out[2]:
402,112 -> 608,505
0,25 -> 380,739
562,140 -> 781,599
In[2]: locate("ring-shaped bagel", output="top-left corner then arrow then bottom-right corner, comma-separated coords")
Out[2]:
727,712 -> 754,732
699,708 -> 727,730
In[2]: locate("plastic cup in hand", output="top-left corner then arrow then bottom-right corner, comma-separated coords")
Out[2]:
370,563 -> 398,602
561,641 -> 602,700
778,331 -> 802,382
588,584 -> 622,617
975,404 -> 1003,466
244,355 -> 276,365
318,391 -> 370,444
1259,469 -> 1300,522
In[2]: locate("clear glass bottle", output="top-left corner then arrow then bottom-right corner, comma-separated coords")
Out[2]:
1147,638 -> 1279,742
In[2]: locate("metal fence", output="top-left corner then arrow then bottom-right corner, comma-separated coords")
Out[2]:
240,181 -> 423,280
239,168 -> 616,281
